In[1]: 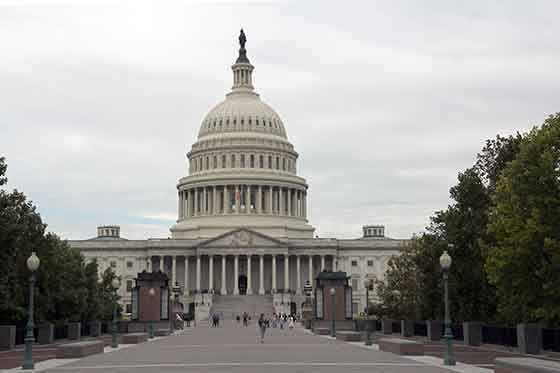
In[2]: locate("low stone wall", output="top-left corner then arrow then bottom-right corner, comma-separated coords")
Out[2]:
0,326 -> 15,351
378,338 -> 424,356
56,341 -> 104,359
495,357 -> 560,373
121,333 -> 148,344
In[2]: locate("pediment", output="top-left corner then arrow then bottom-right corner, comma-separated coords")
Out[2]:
198,228 -> 288,248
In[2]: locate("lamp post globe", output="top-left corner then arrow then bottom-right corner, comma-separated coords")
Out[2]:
22,252 -> 40,370
148,288 -> 156,338
111,278 -> 120,348
329,288 -> 336,337
440,249 -> 455,366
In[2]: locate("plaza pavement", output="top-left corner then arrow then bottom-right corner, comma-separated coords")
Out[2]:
6,321 -> 493,373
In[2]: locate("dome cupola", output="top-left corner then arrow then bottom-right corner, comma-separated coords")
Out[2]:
171,30 -> 315,240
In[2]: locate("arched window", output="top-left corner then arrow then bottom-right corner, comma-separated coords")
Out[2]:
259,155 -> 264,168
205,156 -> 209,170
213,156 -> 217,169
250,154 -> 255,168
276,156 -> 279,170
231,154 -> 236,168
222,155 -> 226,168
268,155 -> 272,169
282,158 -> 286,171
240,154 -> 245,168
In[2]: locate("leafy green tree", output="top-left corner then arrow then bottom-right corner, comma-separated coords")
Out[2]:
0,157 -> 115,324
486,113 -> 560,325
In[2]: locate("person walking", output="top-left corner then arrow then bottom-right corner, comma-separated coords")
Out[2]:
257,313 -> 267,343
288,315 -> 295,330
242,312 -> 249,327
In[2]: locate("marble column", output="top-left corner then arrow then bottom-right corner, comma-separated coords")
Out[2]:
296,255 -> 301,295
184,256 -> 189,293
257,185 -> 262,214
146,256 -> 151,272
202,186 -> 207,215
221,255 -> 227,295
259,255 -> 265,295
272,255 -> 277,293
223,185 -> 229,213
308,255 -> 313,287
172,256 -> 177,286
196,255 -> 201,292
246,185 -> 251,213
247,255 -> 252,295
284,255 -> 289,292
234,255 -> 239,295
209,255 -> 214,292
235,185 -> 240,214
321,255 -> 325,271
213,186 -> 217,214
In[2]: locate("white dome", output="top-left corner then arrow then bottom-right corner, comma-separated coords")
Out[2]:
198,92 -> 287,140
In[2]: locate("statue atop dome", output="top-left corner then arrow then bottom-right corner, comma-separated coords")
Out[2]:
239,29 -> 246,49
236,29 -> 250,64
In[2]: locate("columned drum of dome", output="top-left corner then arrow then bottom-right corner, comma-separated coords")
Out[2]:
171,31 -> 315,239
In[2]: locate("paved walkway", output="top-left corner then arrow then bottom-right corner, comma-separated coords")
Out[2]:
12,321 -> 489,373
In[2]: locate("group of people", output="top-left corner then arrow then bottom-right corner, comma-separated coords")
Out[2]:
235,312 -> 251,326
256,313 -> 298,343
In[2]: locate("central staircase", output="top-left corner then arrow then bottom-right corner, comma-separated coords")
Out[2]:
210,295 -> 274,320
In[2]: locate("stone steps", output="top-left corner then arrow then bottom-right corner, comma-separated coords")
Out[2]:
211,295 -> 274,319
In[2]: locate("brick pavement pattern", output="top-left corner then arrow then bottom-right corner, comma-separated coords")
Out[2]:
39,321 -> 456,373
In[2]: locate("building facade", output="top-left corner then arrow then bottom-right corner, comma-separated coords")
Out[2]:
69,32 -> 406,318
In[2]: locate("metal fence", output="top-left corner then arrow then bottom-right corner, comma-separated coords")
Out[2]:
481,325 -> 517,347
543,328 -> 560,352
413,321 -> 427,336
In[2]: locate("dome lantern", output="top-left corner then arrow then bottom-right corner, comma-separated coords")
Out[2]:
231,29 -> 254,93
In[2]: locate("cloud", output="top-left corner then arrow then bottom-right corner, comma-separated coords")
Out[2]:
1,1 -> 558,240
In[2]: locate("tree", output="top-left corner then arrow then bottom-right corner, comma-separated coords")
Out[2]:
486,113 -> 560,325
0,157 -> 115,324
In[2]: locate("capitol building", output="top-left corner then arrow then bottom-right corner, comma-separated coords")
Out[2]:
69,31 -> 406,319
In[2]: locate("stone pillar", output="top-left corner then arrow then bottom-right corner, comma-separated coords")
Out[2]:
202,186 -> 207,215
463,322 -> 483,346
278,187 -> 283,215
517,323 -> 542,354
184,256 -> 189,293
308,255 -> 313,286
303,191 -> 307,218
172,256 -> 177,286
196,255 -> 201,292
259,255 -> 265,295
234,255 -> 239,295
296,255 -> 301,295
146,256 -> 151,272
268,186 -> 273,214
213,186 -> 217,214
247,255 -> 252,295
284,255 -> 289,292
194,187 -> 198,216
186,189 -> 191,217
178,191 -> 182,219
287,188 -> 291,216
221,255 -> 227,295
209,255 -> 214,293
321,255 -> 325,272
257,185 -> 262,214
223,185 -> 228,213
271,255 -> 277,293
235,185 -> 240,214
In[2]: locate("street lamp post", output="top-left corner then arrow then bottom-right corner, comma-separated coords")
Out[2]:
22,252 -> 40,370
111,277 -> 120,348
148,288 -> 155,338
329,288 -> 336,337
364,279 -> 372,346
440,249 -> 455,366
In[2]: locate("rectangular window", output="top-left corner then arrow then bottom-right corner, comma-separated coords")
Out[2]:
127,261 -> 133,268
126,303 -> 132,313
351,260 -> 357,267
110,261 -> 117,268
126,280 -> 133,292
367,260 -> 374,267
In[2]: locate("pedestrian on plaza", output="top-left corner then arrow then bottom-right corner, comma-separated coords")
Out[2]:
242,312 -> 249,327
288,315 -> 295,330
258,313 -> 267,343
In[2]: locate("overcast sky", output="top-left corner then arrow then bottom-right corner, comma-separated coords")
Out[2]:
1,1 -> 558,240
